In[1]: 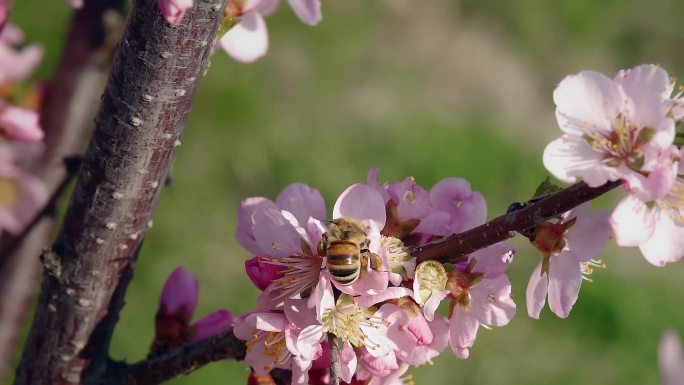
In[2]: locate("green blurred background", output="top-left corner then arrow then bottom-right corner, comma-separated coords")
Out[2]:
8,0 -> 684,384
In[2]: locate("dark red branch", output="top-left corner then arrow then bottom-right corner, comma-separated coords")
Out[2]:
0,0 -> 123,380
111,180 -> 622,384
411,180 -> 621,263
118,329 -> 246,385
13,0 -> 227,383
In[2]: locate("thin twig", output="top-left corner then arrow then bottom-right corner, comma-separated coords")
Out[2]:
116,179 -> 621,384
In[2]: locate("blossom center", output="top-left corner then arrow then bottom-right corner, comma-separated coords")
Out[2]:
264,253 -> 322,301
0,178 -> 17,205
657,174 -> 684,224
245,329 -> 292,372
322,296 -> 385,349
583,114 -> 653,168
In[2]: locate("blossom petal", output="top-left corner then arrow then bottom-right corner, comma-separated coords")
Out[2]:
354,286 -> 412,308
190,309 -> 233,342
340,342 -> 357,383
617,64 -> 671,128
469,274 -> 516,327
547,251 -> 582,319
638,212 -> 684,266
297,324 -> 326,360
469,242 -> 515,276
236,197 -> 278,255
219,12 -> 269,63
448,311 -> 479,359
610,195 -> 656,247
333,183 -> 386,229
276,183 -> 327,225
287,0 -> 321,26
543,135 -> 607,186
253,207 -> 307,258
0,105 -> 43,142
553,70 -> 621,135
564,208 -> 611,262
525,262 -> 548,319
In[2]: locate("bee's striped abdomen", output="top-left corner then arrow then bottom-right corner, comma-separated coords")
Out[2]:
326,241 -> 361,285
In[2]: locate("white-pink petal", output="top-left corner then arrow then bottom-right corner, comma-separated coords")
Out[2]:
468,274 -> 516,327
252,207 -> 307,258
638,211 -> 684,266
564,207 -> 611,262
553,70 -> 621,135
219,12 -> 269,63
547,251 -> 582,319
333,183 -> 386,229
543,135 -> 607,186
525,262 -> 548,319
275,183 -> 327,226
448,311 -> 479,359
287,0 -> 321,26
659,330 -> 684,385
610,195 -> 656,247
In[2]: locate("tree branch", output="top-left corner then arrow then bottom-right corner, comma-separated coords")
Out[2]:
328,334 -> 341,385
0,0 -> 124,380
110,180 -> 622,384
411,180 -> 621,264
13,0 -> 227,383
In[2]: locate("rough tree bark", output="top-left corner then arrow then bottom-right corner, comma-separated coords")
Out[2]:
0,1 -> 124,381
13,0 -> 227,383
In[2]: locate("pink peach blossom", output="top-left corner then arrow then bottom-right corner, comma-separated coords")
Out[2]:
0,158 -> 48,235
526,203 -> 611,319
0,104 -> 43,142
446,242 -> 516,359
544,65 -> 677,195
245,255 -> 285,291
0,26 -> 43,85
659,330 -> 684,385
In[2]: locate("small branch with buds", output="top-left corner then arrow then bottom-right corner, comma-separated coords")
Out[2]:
106,179 -> 621,385
411,180 -> 621,264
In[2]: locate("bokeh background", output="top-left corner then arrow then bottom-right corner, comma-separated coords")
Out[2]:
7,0 -> 684,384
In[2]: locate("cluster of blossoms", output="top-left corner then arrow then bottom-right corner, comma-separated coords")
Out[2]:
544,64 -> 684,267
232,172 -> 518,384
0,22 -> 47,237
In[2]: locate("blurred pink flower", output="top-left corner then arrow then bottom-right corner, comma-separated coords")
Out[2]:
526,203 -> 611,319
0,104 -> 43,142
156,0 -> 194,27
659,330 -> 684,385
0,157 -> 48,235
0,25 -> 43,85
446,242 -> 516,359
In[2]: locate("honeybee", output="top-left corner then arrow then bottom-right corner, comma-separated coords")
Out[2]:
318,217 -> 383,285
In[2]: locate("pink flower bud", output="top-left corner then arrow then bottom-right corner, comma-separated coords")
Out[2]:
156,0 -> 193,27
0,105 -> 43,142
244,256 -> 283,291
159,266 -> 199,322
190,309 -> 233,342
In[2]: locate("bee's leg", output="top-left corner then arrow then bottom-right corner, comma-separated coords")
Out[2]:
369,253 -> 382,271
317,233 -> 329,256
